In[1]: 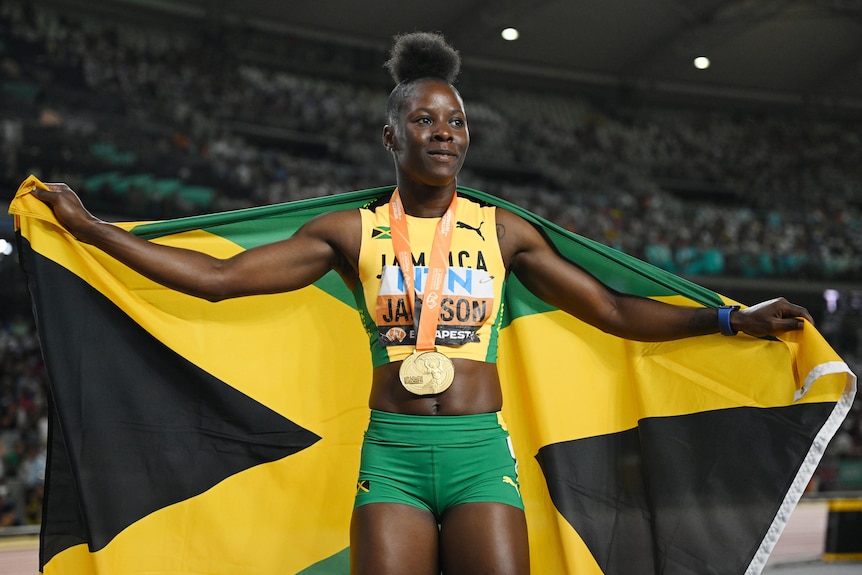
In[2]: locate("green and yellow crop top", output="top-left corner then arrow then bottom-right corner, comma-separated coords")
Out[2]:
354,193 -> 507,368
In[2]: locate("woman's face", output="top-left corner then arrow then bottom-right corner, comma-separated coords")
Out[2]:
384,79 -> 469,189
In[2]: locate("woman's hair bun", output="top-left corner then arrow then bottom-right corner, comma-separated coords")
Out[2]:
384,31 -> 461,85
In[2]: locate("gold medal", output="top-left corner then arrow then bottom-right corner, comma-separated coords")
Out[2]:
399,350 -> 455,395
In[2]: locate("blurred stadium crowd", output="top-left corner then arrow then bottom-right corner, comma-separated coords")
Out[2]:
0,1 -> 860,526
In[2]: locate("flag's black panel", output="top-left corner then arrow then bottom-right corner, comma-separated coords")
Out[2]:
19,236 -> 321,562
537,403 -> 834,575
39,407 -> 89,569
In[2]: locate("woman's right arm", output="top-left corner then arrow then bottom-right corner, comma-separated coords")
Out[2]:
32,183 -> 358,301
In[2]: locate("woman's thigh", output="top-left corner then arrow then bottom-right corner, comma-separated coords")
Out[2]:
439,502 -> 530,575
350,502 -> 440,575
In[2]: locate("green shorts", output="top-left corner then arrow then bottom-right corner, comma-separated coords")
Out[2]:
353,410 -> 523,519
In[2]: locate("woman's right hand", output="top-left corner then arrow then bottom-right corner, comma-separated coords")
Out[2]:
31,182 -> 103,242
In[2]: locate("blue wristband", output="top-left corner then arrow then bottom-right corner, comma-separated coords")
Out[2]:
718,305 -> 740,336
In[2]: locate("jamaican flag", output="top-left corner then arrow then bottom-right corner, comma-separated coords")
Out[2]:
10,175 -> 856,574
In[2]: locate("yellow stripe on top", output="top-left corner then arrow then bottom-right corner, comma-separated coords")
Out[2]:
357,195 -> 506,366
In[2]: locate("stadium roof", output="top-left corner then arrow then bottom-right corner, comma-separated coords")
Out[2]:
41,0 -> 862,115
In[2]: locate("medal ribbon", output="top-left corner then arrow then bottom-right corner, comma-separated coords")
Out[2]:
389,189 -> 457,352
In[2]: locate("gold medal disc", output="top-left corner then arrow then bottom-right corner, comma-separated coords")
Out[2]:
399,350 -> 455,395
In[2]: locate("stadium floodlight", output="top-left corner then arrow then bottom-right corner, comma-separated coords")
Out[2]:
694,56 -> 710,70
501,28 -> 519,41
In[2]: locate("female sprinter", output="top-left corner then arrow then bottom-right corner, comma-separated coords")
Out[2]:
31,31 -> 811,575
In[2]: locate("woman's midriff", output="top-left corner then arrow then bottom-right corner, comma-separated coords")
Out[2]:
369,359 -> 503,415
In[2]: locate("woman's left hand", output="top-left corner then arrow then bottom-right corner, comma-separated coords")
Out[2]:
735,297 -> 814,337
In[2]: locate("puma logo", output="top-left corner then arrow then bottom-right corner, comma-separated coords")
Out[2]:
457,221 -> 485,241
502,476 -> 521,498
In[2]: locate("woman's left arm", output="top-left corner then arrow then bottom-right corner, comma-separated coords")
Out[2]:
496,209 -> 811,341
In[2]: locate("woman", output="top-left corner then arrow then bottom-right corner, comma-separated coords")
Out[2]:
32,32 -> 811,575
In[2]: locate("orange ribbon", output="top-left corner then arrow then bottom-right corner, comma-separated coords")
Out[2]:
388,189 -> 457,352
